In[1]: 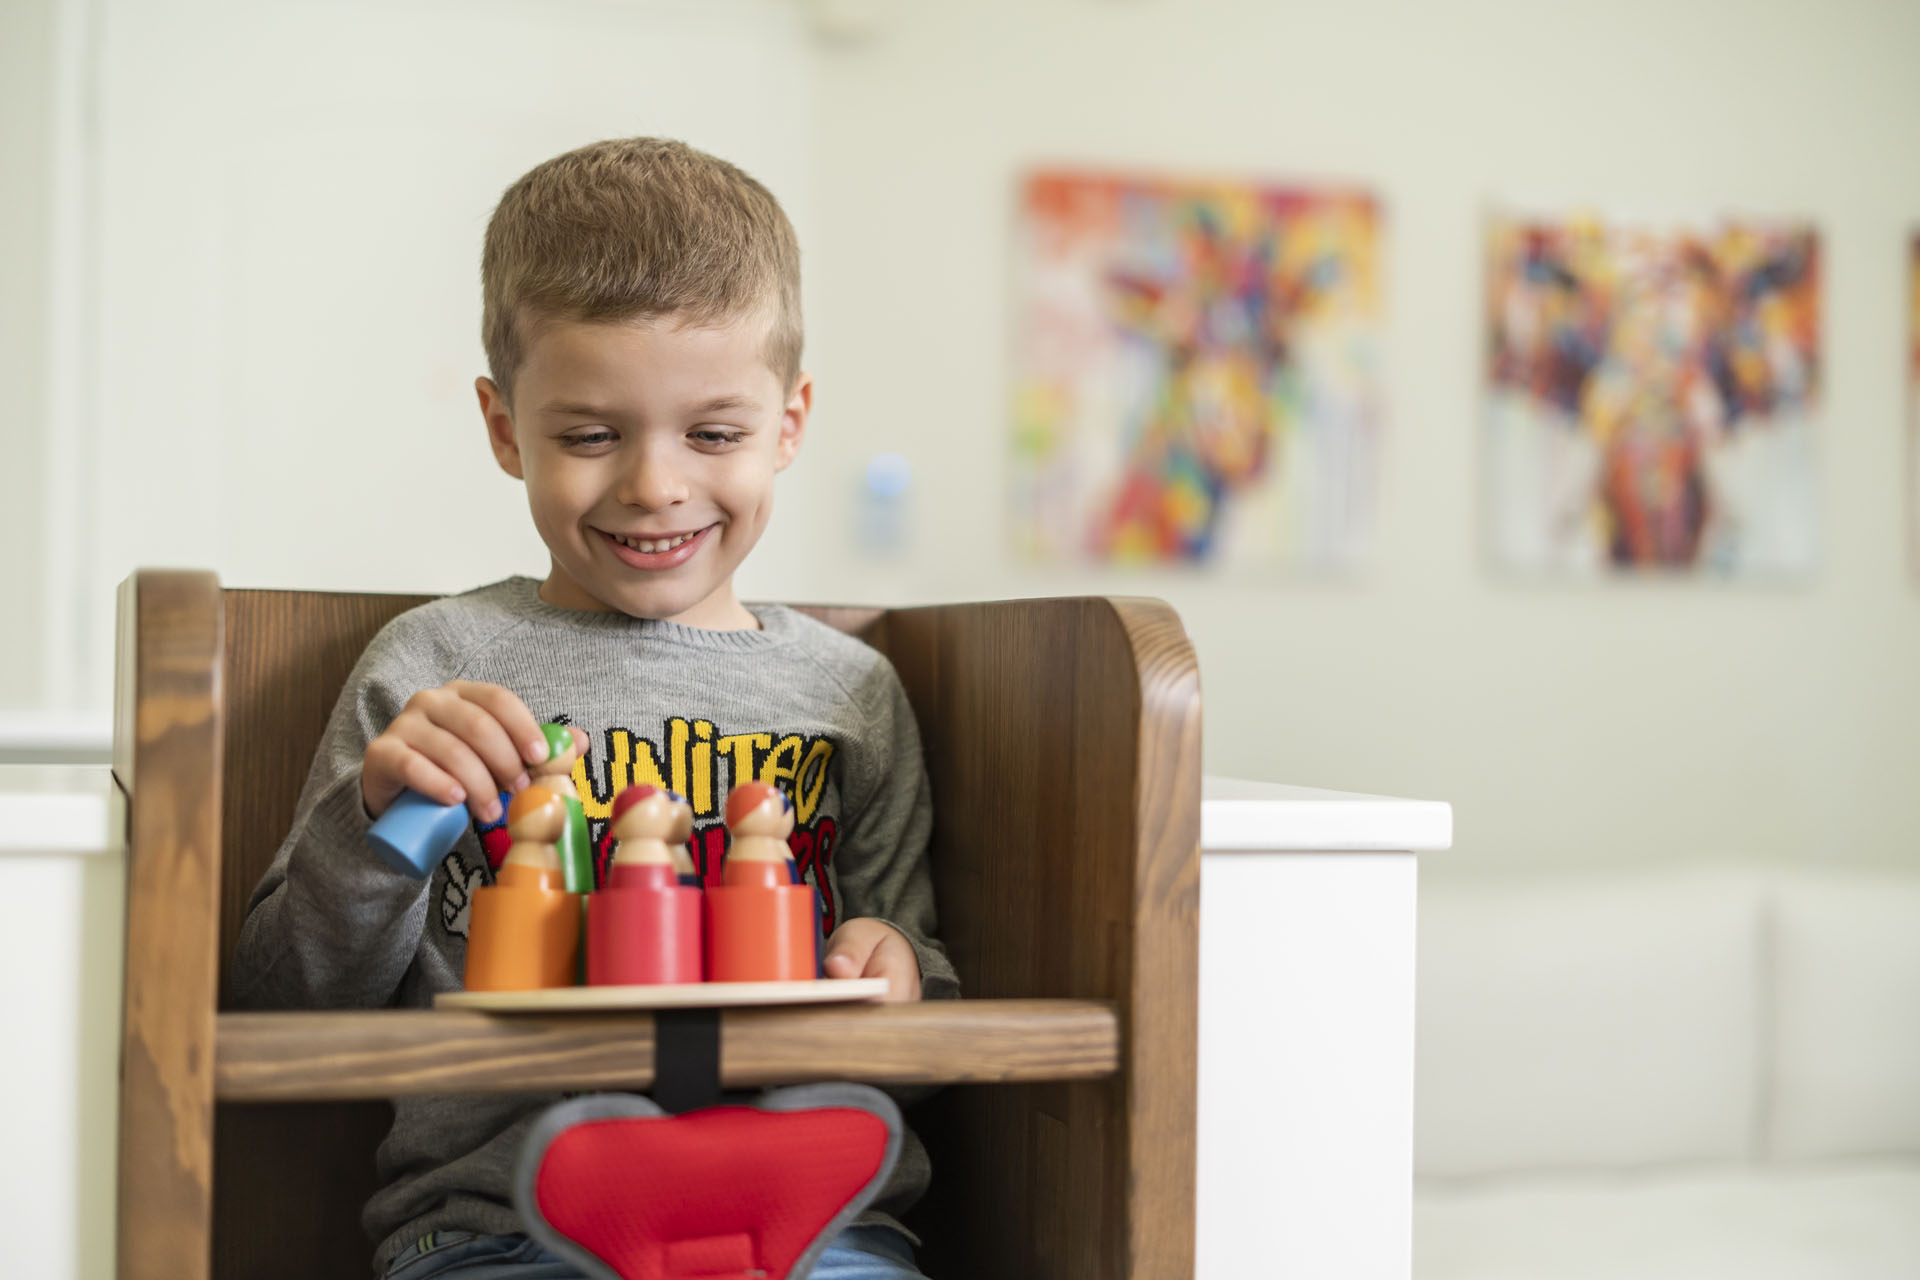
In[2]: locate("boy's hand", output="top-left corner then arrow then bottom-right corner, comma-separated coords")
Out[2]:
361,681 -> 575,825
823,918 -> 922,1002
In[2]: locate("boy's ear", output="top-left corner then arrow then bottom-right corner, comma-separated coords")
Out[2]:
477,377 -> 525,479
774,373 -> 812,472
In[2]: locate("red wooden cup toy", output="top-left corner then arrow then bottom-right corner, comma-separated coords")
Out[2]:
586,785 -> 702,986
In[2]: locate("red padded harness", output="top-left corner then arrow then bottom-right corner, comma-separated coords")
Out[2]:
528,1105 -> 892,1280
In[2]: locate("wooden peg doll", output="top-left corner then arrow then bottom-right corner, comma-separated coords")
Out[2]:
607,785 -> 696,879
531,722 -> 594,894
463,784 -> 582,991
660,789 -> 700,884
586,786 -> 703,986
723,781 -> 797,879
707,781 -> 817,982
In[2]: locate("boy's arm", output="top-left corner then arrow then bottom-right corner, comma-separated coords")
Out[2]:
831,663 -> 960,1002
229,639 -> 443,1010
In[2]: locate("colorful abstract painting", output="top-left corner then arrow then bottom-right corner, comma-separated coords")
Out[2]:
1011,171 -> 1381,568
1485,212 -> 1820,578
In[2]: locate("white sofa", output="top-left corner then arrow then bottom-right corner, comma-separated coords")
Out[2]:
1413,866 -> 1920,1280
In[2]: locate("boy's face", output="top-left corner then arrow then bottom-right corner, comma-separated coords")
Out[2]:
478,312 -> 809,629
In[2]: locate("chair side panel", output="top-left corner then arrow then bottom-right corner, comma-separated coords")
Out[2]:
115,570 -> 224,1280
881,597 -> 1200,1280
1113,599 -> 1203,1280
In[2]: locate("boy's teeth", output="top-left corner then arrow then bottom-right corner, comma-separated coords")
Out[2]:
618,532 -> 693,553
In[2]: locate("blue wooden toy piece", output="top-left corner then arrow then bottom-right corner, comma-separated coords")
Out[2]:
367,789 -> 472,878
366,718 -> 580,879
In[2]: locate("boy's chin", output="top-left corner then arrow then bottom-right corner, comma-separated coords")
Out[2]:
541,560 -> 749,630
538,572 -> 680,619
602,582 -> 745,630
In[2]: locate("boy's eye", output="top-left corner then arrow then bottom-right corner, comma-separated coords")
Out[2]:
565,430 -> 616,448
690,428 -> 748,447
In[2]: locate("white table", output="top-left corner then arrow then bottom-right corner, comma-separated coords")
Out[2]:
1198,777 -> 1452,1280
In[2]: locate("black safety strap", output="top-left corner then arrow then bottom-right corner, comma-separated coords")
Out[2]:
652,1008 -> 723,1114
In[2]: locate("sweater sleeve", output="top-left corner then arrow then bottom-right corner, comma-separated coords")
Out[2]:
831,659 -> 960,1002
228,619 -> 454,1011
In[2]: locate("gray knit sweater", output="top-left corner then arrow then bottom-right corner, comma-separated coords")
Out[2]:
230,577 -> 959,1271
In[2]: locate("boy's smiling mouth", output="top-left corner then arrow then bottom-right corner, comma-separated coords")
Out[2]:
597,524 -> 712,571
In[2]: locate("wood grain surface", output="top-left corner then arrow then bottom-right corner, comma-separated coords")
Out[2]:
433,976 -> 890,1011
218,588 -> 433,984
882,596 -> 1202,1280
113,571 -> 224,1280
1112,598 -> 1204,1280
216,999 -> 1118,1100
212,588 -> 433,1280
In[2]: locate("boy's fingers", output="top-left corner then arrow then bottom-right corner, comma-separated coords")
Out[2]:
396,720 -> 502,823
823,922 -> 921,1000
394,749 -> 467,812
454,681 -> 551,767
823,926 -> 880,975
823,935 -> 878,969
420,688 -> 532,792
360,737 -> 421,816
363,735 -> 466,816
872,934 -> 921,1002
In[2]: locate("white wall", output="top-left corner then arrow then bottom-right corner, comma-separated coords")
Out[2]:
15,0 -> 1920,871
73,0 -> 817,688
0,0 -> 57,710
803,0 -> 1920,873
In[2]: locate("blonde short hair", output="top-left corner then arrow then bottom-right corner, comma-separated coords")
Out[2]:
481,138 -> 802,400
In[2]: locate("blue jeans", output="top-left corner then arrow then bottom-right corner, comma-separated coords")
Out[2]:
381,1223 -> 926,1280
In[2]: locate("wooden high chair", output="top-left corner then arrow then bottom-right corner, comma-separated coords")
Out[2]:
112,569 -> 1200,1280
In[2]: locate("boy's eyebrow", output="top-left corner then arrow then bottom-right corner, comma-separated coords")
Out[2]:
540,400 -> 621,418
689,394 -> 763,415
538,395 -> 764,417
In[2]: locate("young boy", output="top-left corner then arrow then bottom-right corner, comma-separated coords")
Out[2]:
231,138 -> 958,1280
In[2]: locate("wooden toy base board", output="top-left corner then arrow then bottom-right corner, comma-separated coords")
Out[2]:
434,977 -> 889,1012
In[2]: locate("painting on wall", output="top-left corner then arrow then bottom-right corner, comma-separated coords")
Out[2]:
1011,170 -> 1381,569
1485,211 -> 1820,579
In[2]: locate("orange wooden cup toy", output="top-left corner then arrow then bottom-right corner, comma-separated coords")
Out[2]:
707,781 -> 817,982
464,784 -> 582,991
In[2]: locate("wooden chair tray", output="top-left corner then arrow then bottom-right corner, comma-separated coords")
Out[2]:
434,977 -> 889,1012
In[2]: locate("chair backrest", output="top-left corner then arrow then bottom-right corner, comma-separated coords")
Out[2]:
211,588 -> 889,1277
215,591 -> 887,984
213,589 -> 443,1276
117,573 -> 1200,1280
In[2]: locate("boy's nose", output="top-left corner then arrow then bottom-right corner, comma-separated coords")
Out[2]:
615,456 -> 690,510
